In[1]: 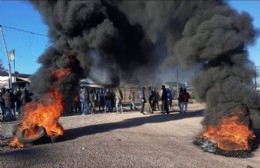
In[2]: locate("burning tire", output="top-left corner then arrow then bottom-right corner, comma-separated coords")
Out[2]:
50,135 -> 62,143
17,126 -> 46,144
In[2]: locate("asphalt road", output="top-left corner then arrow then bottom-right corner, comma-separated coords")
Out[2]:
0,103 -> 259,168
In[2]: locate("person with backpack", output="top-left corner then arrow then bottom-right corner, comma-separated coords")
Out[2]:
180,88 -> 190,114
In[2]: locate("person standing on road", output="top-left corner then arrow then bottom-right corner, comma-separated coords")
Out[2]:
115,87 -> 123,113
88,90 -> 95,114
154,88 -> 160,111
178,87 -> 184,113
166,88 -> 173,111
72,92 -> 81,114
80,88 -> 89,115
20,87 -> 31,106
13,87 -> 22,116
161,85 -> 169,114
180,88 -> 190,114
148,87 -> 155,113
0,88 -> 6,120
139,87 -> 146,114
129,90 -> 136,111
98,90 -> 105,112
2,89 -> 15,120
105,89 -> 113,112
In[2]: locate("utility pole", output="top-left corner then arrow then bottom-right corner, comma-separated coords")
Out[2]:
14,58 -> 16,82
0,25 -> 12,89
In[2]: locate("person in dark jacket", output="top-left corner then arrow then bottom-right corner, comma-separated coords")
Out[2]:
0,88 -> 6,120
98,90 -> 105,112
2,89 -> 15,120
180,88 -> 190,114
161,85 -> 169,114
13,87 -> 22,116
148,87 -> 155,113
139,87 -> 146,114
20,87 -> 31,106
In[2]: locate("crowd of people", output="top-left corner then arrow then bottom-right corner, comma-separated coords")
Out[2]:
0,84 -> 191,121
0,86 -> 32,121
74,87 -> 125,115
139,85 -> 190,115
74,85 -> 191,116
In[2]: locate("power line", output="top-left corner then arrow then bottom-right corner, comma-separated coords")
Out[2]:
0,24 -> 48,38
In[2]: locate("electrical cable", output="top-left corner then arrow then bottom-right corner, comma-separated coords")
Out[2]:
0,24 -> 48,38
24,33 -> 35,58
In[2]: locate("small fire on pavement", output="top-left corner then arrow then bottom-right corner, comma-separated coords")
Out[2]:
194,105 -> 258,157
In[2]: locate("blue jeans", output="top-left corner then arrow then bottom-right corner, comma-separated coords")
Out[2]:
130,101 -> 135,110
81,101 -> 89,114
105,100 -> 112,112
180,102 -> 188,113
116,99 -> 123,113
0,104 -> 5,116
4,107 -> 15,119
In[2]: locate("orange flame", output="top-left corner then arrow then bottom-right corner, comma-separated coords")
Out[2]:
52,68 -> 71,79
9,67 -> 71,148
202,115 -> 255,151
9,137 -> 24,148
9,90 -> 64,148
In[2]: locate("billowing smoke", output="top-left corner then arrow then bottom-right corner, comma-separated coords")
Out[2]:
29,0 -> 259,124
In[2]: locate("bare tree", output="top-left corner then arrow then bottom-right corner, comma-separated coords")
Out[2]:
0,60 -> 7,74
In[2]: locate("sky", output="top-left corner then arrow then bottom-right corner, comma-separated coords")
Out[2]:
0,0 -> 259,75
0,0 -> 49,74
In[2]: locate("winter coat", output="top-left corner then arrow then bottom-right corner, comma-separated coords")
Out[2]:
2,92 -> 14,108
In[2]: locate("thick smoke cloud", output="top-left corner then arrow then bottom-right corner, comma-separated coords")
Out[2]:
173,3 -> 260,124
29,0 -> 260,125
30,0 -> 161,87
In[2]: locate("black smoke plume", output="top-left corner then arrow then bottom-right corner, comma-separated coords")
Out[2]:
29,0 -> 259,124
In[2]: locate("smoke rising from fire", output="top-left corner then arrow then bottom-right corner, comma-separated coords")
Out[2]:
29,0 -> 259,123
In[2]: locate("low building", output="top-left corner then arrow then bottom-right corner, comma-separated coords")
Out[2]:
0,71 -> 30,88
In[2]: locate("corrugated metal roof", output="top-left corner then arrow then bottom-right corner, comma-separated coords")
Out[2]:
0,72 -> 31,78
